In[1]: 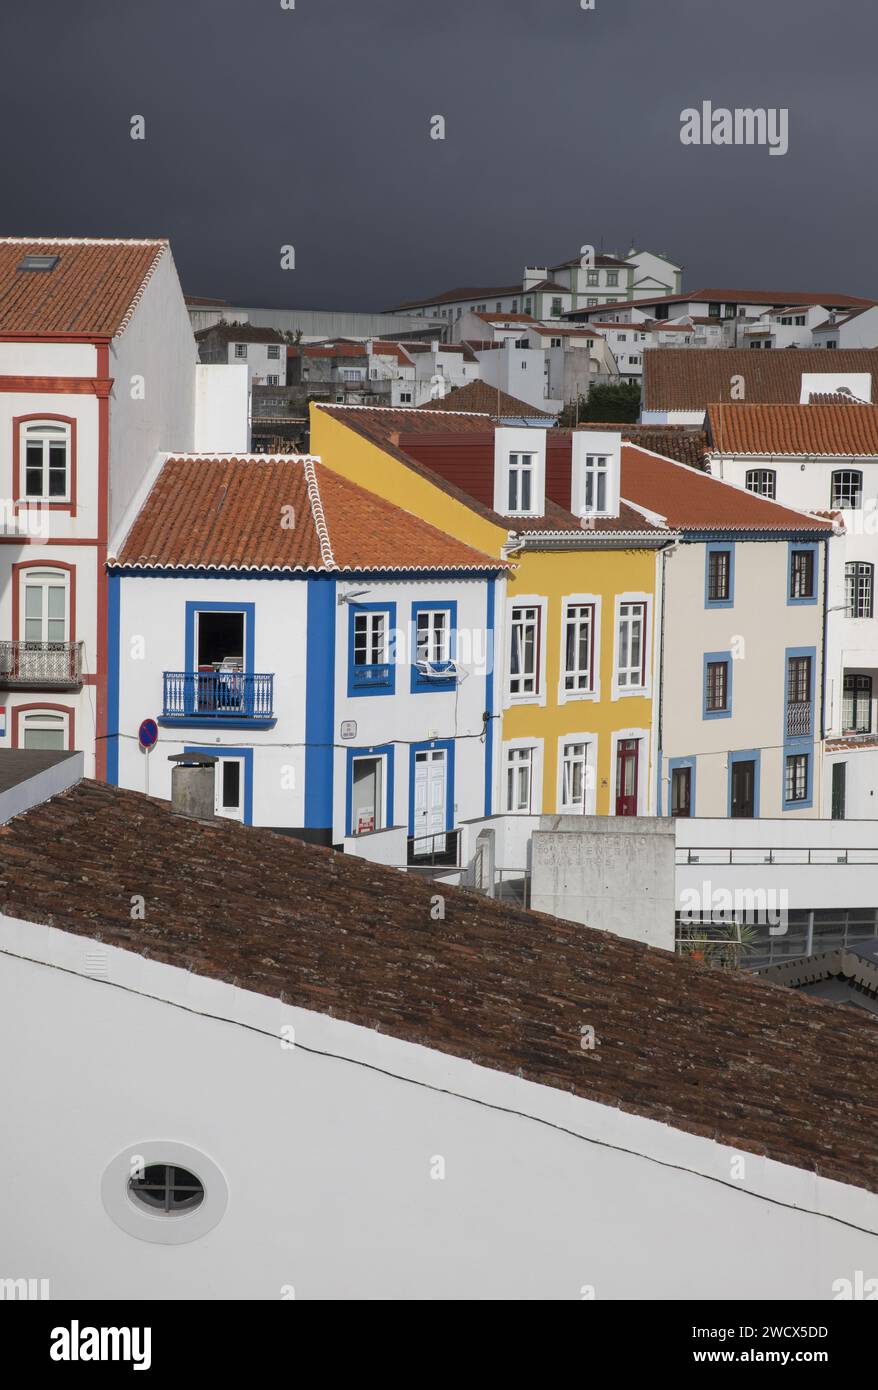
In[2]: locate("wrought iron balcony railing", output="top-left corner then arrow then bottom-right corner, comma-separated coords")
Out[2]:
163,670 -> 274,720
350,662 -> 393,691
786,700 -> 812,737
0,640 -> 84,690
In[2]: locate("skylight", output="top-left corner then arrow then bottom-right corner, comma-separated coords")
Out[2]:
17,254 -> 60,272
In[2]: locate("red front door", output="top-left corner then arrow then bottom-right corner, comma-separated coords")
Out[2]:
616,738 -> 639,816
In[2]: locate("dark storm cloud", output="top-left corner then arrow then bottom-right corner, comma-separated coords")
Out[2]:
2,0 -> 877,309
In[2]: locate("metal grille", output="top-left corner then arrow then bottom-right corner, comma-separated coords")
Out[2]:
162,671 -> 274,718
0,640 -> 83,689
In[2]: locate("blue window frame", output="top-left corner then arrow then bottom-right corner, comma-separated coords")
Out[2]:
160,600 -> 275,728
185,600 -> 255,672
348,602 -> 396,697
183,745 -> 254,825
783,645 -> 816,810
704,542 -> 735,608
410,601 -> 458,693
727,749 -> 761,818
787,542 -> 818,606
703,651 -> 733,719
345,744 -> 395,836
667,756 -> 696,817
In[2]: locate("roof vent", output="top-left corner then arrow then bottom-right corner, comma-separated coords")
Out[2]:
17,254 -> 60,273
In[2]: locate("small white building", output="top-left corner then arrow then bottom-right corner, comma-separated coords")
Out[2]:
109,454 -> 505,863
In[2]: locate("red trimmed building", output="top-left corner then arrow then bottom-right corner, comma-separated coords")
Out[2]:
0,236 -> 244,776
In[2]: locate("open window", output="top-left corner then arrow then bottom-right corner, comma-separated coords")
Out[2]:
351,755 -> 385,835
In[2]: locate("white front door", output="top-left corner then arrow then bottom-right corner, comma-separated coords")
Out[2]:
216,758 -> 245,821
413,749 -> 447,854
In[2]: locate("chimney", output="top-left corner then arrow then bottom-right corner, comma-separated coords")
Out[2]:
523,266 -> 548,290
168,753 -> 217,820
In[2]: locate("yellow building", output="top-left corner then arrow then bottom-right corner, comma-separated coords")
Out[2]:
310,404 -> 675,817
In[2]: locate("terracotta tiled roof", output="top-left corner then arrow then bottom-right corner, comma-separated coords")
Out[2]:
4,777 -> 878,1195
370,341 -> 413,365
620,442 -> 833,531
643,349 -> 878,411
112,455 -> 505,573
707,403 -> 878,457
0,236 -> 168,337
296,340 -> 367,359
474,312 -> 538,324
417,381 -> 555,419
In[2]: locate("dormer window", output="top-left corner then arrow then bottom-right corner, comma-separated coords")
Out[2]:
584,455 -> 609,514
508,453 -> 535,513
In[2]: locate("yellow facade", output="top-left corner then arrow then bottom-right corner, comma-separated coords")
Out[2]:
310,406 -> 659,816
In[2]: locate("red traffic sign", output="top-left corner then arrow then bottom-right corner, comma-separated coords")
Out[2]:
138,718 -> 159,750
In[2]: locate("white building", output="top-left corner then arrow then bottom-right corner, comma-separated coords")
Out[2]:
194,321 -> 287,388
2,755 -> 876,1301
0,236 -> 245,780
706,395 -> 878,818
109,454 -> 505,861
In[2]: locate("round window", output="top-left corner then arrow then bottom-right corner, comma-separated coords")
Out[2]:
128,1163 -> 205,1214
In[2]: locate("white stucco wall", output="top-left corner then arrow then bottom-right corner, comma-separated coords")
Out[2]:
1,914 -> 875,1300
194,366 -> 249,454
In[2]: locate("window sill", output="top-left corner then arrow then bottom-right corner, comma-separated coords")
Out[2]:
159,716 -> 277,730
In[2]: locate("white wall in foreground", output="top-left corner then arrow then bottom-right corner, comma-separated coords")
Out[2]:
0,914 -> 875,1301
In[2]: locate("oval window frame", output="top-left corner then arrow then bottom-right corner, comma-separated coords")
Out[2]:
102,1141 -> 228,1245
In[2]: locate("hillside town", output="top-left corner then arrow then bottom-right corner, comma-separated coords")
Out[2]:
2,233 -> 877,1305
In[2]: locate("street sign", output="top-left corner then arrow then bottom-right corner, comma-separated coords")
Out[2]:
138,718 -> 159,751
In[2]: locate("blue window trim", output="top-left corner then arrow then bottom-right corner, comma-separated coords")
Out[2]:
305,576 -> 335,831
703,650 -> 733,720
783,645 -> 816,810
410,600 -> 458,693
345,744 -> 395,836
185,600 -> 255,673
666,756 -> 697,817
408,739 -> 456,835
704,542 -> 735,609
347,601 -> 397,698
184,744 -> 254,825
787,542 -> 819,606
727,749 -> 761,818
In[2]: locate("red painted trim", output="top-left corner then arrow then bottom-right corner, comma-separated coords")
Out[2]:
0,376 -> 113,395
12,411 -> 78,517
0,537 -> 101,546
95,342 -> 110,781
11,560 -> 77,643
11,701 -> 75,752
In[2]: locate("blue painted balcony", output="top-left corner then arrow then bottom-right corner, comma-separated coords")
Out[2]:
350,662 -> 393,691
162,670 -> 275,723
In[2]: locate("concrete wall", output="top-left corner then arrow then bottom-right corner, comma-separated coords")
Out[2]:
194,365 -> 249,453
531,815 -> 676,949
1,912 -> 874,1300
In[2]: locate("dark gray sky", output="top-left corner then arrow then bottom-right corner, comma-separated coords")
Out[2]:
3,0 -> 875,310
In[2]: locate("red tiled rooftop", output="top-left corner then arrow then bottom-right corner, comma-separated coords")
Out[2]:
112,455 -> 505,573
643,348 -> 878,411
707,403 -> 878,456
417,380 -> 555,418
0,236 -> 168,337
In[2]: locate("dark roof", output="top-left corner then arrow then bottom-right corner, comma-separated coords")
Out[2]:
577,423 -> 710,471
417,380 -> 555,419
194,321 -> 286,344
387,283 -> 524,312
760,945 -> 878,1005
3,778 -> 878,1194
0,749 -> 78,794
0,237 -> 167,337
567,288 -> 878,320
642,349 -> 878,412
549,253 -> 635,270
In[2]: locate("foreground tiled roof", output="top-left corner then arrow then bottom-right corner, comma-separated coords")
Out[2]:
620,443 -> 833,532
643,348 -> 878,411
707,403 -> 878,457
112,455 -> 505,573
417,380 -> 555,419
0,236 -> 168,337
3,778 -> 878,1194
